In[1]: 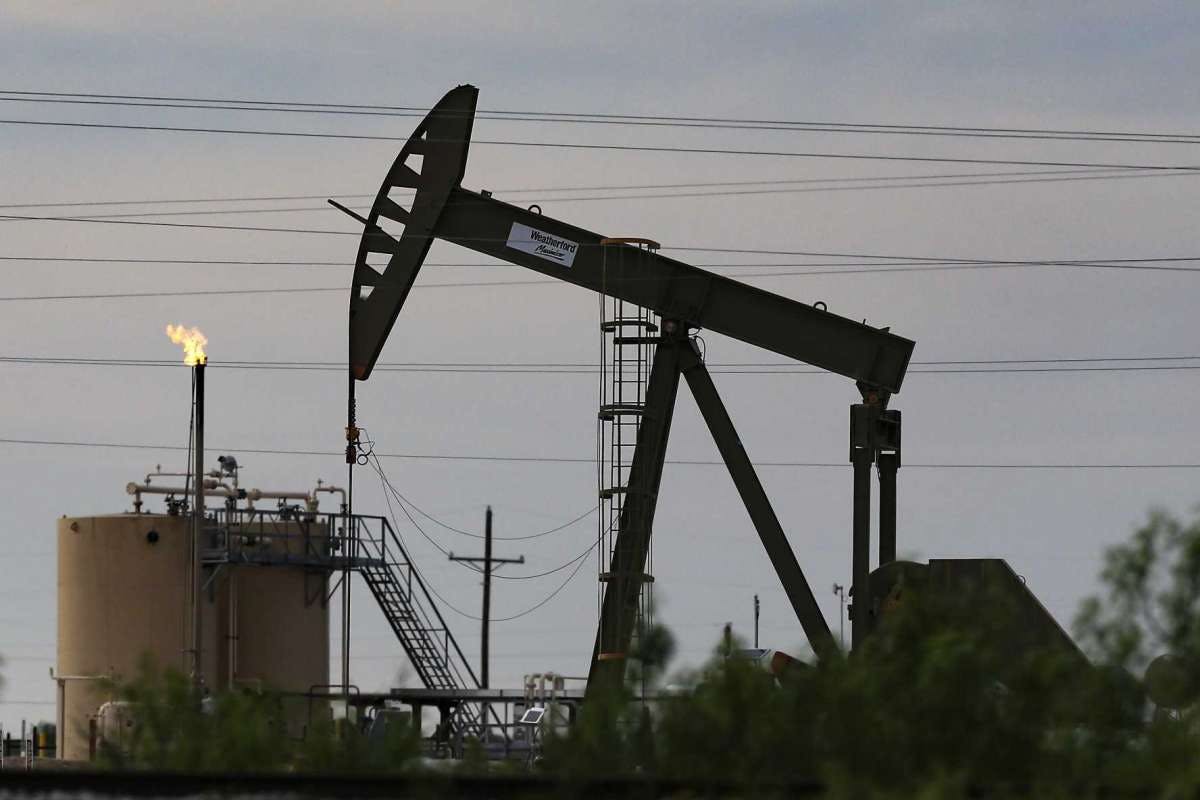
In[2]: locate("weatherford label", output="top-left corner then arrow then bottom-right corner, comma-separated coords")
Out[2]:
506,222 -> 578,268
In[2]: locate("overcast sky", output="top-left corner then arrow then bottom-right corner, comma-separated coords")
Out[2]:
1,1 -> 1198,727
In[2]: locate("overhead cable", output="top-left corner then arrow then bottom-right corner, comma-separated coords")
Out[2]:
0,436 -> 1196,470
0,167 -> 1177,211
3,89 -> 1200,145
0,354 -> 1196,375
1,167 -> 1195,223
371,456 -> 593,621
3,118 -> 1200,173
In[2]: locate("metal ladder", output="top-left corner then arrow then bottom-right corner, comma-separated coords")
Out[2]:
597,239 -> 660,653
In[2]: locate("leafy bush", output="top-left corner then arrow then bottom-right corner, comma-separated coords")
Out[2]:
540,507 -> 1200,795
97,656 -> 417,773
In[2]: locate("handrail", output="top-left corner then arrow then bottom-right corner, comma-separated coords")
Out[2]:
374,516 -> 480,689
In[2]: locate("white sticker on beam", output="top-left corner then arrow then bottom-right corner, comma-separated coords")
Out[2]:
506,222 -> 578,268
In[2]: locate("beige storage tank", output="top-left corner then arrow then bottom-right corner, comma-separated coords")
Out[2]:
214,519 -> 331,740
57,514 -> 193,761
56,511 -> 330,761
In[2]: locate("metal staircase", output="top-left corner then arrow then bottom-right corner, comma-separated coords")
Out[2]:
352,515 -> 481,692
351,515 -> 497,748
201,507 -> 479,700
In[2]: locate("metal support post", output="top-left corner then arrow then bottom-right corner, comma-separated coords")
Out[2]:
849,394 -> 899,648
849,400 -> 877,650
877,406 -> 901,567
878,452 -> 899,565
682,342 -> 835,656
341,518 -> 351,699
343,354 -> 359,699
850,444 -> 874,649
588,327 -> 684,696
483,507 -> 492,688
192,360 -> 206,685
754,594 -> 760,649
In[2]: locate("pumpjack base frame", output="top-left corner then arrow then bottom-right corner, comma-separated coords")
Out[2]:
587,325 -> 836,695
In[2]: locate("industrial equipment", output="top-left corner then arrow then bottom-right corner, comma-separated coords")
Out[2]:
57,478 -> 332,760
338,84 -> 915,696
56,464 -> 480,761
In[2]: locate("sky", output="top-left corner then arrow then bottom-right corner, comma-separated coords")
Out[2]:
0,1 -> 1198,728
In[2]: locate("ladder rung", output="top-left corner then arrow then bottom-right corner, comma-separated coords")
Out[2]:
599,571 -> 655,584
599,403 -> 644,420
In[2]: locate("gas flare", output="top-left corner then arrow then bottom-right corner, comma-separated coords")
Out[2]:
165,324 -> 208,366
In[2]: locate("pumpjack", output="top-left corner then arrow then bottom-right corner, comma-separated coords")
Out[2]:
338,85 -> 1081,699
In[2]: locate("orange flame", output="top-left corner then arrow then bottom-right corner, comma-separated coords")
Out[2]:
165,324 -> 208,366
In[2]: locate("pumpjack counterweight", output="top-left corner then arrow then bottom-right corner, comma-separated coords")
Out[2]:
342,84 -> 915,698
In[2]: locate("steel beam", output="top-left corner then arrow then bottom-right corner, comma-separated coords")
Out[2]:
433,188 -> 913,392
678,343 -> 835,656
587,330 -> 684,695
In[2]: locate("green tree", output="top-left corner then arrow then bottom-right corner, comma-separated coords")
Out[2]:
97,658 -> 287,772
98,657 -> 419,773
545,508 -> 1200,794
1074,507 -> 1200,671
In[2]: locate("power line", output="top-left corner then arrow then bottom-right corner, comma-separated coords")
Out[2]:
5,355 -> 1195,367
0,167 -> 1175,212
1,255 -> 1197,303
3,255 -> 1199,276
371,456 -> 592,622
4,89 -> 1200,145
376,471 -> 597,542
2,219 -> 1200,284
3,117 -> 1200,172
0,169 -> 1117,209
2,209 -> 1198,276
0,355 -> 1197,375
0,255 -> 350,267
3,255 -> 1200,289
0,436 -> 1195,470
374,459 -> 600,581
7,204 -> 1200,275
0,211 -> 355,236
3,167 -> 1195,223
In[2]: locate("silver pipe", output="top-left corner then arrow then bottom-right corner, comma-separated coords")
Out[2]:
127,483 -> 236,497
315,482 -> 347,511
247,489 -> 318,511
228,571 -> 239,686
127,483 -> 325,511
126,482 -> 235,512
247,489 -> 312,500
145,469 -> 193,483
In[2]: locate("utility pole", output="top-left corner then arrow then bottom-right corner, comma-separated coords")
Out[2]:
832,583 -> 846,650
448,507 -> 524,688
753,594 -> 760,648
